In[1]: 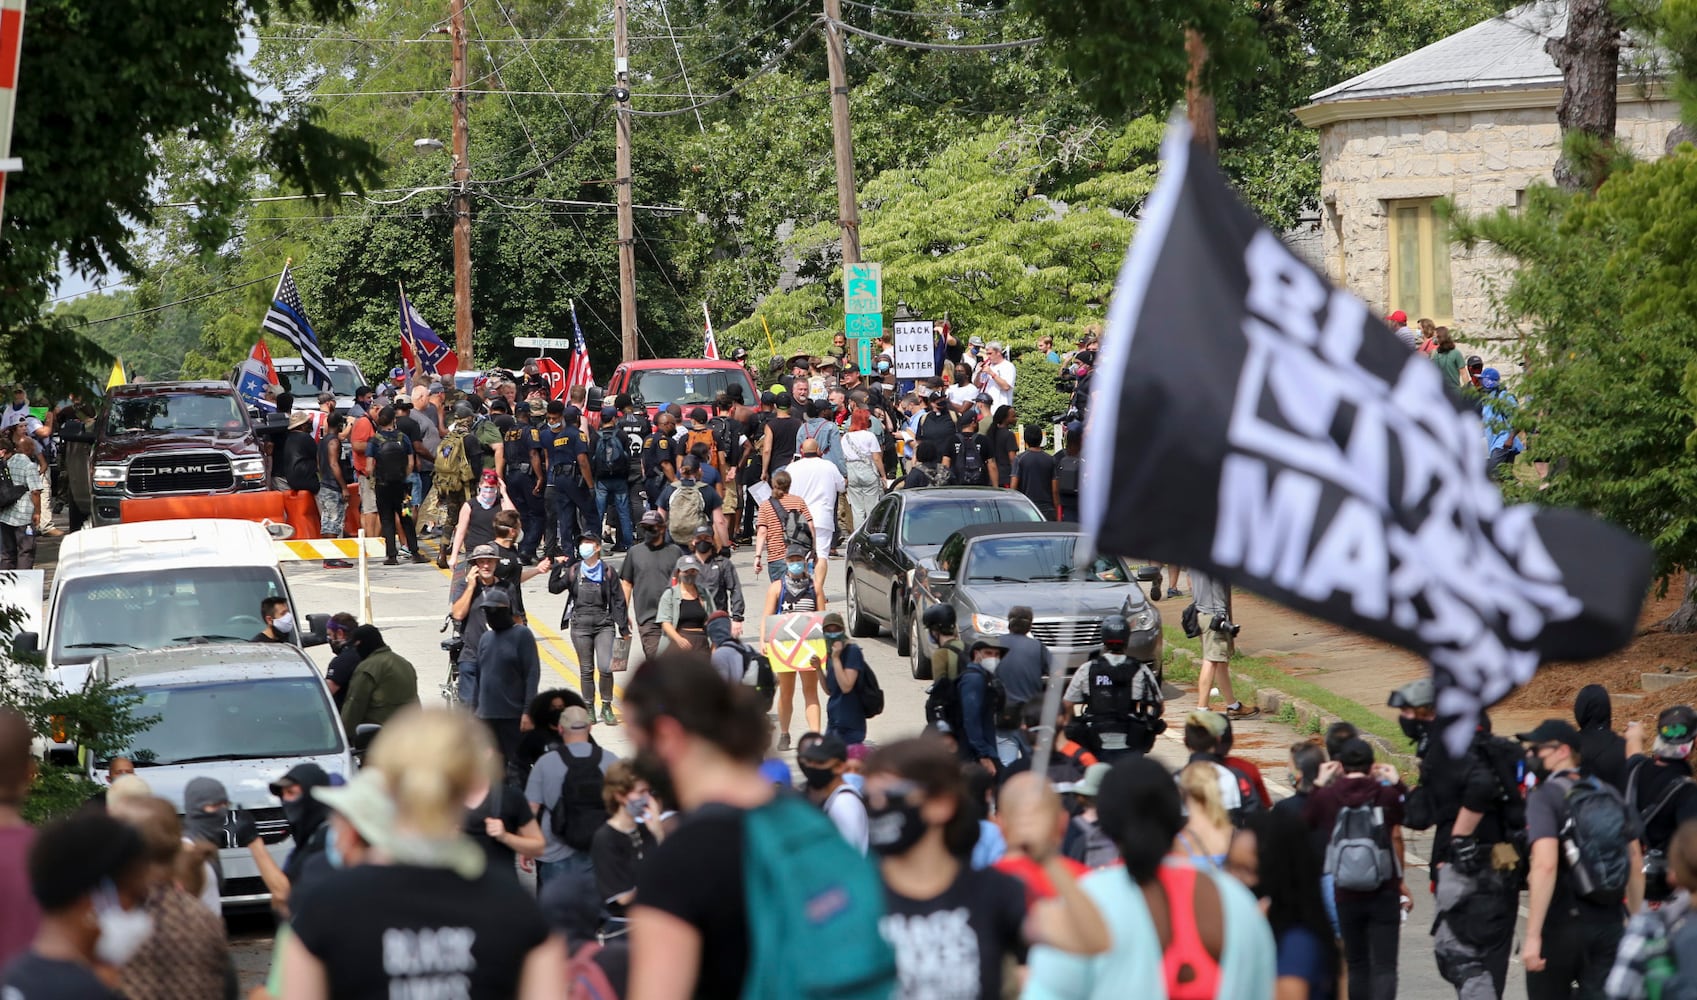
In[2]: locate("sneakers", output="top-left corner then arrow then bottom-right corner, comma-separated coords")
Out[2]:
322,559 -> 354,569
383,556 -> 399,566
1166,587 -> 1187,599
777,732 -> 792,752
601,704 -> 619,726
411,553 -> 430,564
1148,585 -> 1162,601
1225,702 -> 1260,720
436,548 -> 449,570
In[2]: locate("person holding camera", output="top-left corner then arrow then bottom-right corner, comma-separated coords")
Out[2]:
1193,571 -> 1257,719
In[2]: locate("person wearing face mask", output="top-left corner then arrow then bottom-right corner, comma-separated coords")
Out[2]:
0,812 -> 154,998
866,738 -> 1108,999
550,532 -> 629,726
955,640 -> 1005,777
657,554 -> 716,653
338,623 -> 420,733
691,525 -> 745,636
463,588 -> 542,776
590,760 -> 666,923
106,797 -> 232,1000
448,469 -> 514,597
620,509 -> 685,661
251,596 -> 296,644
1624,706 -> 1697,907
321,613 -> 363,708
267,764 -> 337,896
817,611 -> 868,748
762,544 -> 824,751
798,732 -> 867,854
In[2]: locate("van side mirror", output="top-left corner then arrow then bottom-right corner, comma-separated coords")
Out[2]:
301,613 -> 330,648
10,631 -> 37,655
1135,565 -> 1162,583
353,724 -> 381,753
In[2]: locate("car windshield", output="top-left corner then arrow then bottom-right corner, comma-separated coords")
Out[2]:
277,363 -> 361,398
901,498 -> 1042,547
962,535 -> 1128,583
627,369 -> 746,406
106,393 -> 244,435
115,677 -> 341,766
52,567 -> 289,665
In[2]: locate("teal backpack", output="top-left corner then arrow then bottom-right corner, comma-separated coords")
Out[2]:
740,794 -> 896,1000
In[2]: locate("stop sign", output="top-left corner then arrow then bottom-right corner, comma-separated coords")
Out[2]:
533,358 -> 567,401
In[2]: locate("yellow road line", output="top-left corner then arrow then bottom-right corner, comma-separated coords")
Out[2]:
432,564 -> 626,700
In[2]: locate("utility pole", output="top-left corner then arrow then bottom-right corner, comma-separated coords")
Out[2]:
613,0 -> 639,362
823,0 -> 861,265
449,0 -> 475,369
1184,28 -> 1217,154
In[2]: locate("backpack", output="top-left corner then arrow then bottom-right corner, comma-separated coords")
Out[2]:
739,796 -> 897,1000
549,745 -> 607,852
667,480 -> 708,540
854,653 -> 885,719
1628,764 -> 1693,902
1552,773 -> 1633,905
373,429 -> 410,485
435,426 -> 474,493
592,427 -> 630,479
1324,800 -> 1399,891
726,639 -> 776,711
472,415 -> 503,448
934,663 -> 1003,744
1181,602 -> 1203,639
566,941 -> 619,1000
684,426 -> 721,473
770,500 -> 814,555
953,435 -> 988,486
923,643 -> 971,726
1067,815 -> 1121,869
710,415 -> 742,471
1056,452 -> 1082,494
0,462 -> 27,510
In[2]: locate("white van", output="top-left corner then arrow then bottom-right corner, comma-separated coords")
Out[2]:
10,519 -> 326,692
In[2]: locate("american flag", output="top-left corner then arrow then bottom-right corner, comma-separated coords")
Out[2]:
262,265 -> 332,391
702,301 -> 720,360
566,300 -> 595,392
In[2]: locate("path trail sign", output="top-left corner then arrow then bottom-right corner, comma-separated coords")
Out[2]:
844,263 -> 882,315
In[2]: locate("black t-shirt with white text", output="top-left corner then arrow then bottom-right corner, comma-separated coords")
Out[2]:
0,954 -> 120,1000
880,866 -> 1027,1000
292,863 -> 550,999
634,805 -> 748,997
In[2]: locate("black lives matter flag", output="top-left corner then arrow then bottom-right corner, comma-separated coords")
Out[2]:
1079,119 -> 1653,753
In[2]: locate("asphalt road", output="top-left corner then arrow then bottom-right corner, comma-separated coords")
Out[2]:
224,539 -> 1523,997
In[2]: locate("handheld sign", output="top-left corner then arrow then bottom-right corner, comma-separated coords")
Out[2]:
763,612 -> 825,674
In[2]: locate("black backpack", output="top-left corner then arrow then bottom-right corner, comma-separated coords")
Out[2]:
1551,773 -> 1633,905
373,429 -> 411,485
953,435 -> 988,486
591,427 -> 630,479
550,745 -> 607,851
0,463 -> 27,509
710,415 -> 742,470
923,643 -> 970,727
771,500 -> 815,555
931,662 -> 1002,743
854,654 -> 885,719
725,639 -> 776,711
1627,762 -> 1694,901
1056,452 -> 1081,494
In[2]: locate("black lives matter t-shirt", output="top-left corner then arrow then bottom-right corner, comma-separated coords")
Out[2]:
879,866 -> 1027,1000
634,805 -> 748,998
292,863 -> 550,999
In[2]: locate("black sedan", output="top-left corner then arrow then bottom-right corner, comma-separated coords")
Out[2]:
843,486 -> 1044,656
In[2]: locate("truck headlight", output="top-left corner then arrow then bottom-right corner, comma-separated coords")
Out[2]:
231,457 -> 266,479
92,464 -> 126,487
972,613 -> 1009,635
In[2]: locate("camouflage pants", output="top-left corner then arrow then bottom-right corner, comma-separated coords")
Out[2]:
1432,863 -> 1516,1000
316,485 -> 346,539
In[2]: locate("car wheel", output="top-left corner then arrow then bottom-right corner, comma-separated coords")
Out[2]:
893,593 -> 912,657
909,608 -> 931,680
846,572 -> 877,638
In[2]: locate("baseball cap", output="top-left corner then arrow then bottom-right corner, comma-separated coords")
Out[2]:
821,611 -> 846,632
641,509 -> 666,527
674,554 -> 703,574
1465,355 -> 1484,370
973,392 -> 992,404
1387,310 -> 1408,325
760,390 -> 777,407
692,524 -> 714,538
1516,718 -> 1581,750
1064,419 -> 1083,436
1479,368 -> 1501,390
528,400 -> 548,416
968,335 -> 985,347
775,391 -> 793,410
1660,706 -> 1697,743
1185,709 -> 1229,741
311,770 -> 396,851
480,469 -> 499,484
797,732 -> 848,764
428,381 -> 445,394
479,588 -> 512,610
784,543 -> 812,561
562,404 -> 581,421
562,706 -> 592,732
394,396 -> 413,410
1058,762 -> 1111,798
469,543 -> 500,561
317,391 -> 337,404
578,530 -> 602,542
970,638 -> 1008,655
390,366 -> 406,379
601,406 -> 617,421
1387,677 -> 1435,710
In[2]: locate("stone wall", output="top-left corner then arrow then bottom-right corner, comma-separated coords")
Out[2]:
1316,98 -> 1681,366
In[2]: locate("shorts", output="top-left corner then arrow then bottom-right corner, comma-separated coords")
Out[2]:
356,473 -> 378,514
1201,617 -> 1232,663
722,482 -> 739,519
814,525 -> 834,560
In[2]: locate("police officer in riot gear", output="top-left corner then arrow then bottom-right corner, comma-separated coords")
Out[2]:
1062,614 -> 1164,762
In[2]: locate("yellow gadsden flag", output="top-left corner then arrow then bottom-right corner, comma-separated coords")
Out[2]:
105,357 -> 126,389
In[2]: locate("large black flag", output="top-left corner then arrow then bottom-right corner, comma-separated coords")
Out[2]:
1081,119 -> 1653,753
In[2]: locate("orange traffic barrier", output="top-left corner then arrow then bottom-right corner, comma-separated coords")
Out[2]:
119,491 -> 323,539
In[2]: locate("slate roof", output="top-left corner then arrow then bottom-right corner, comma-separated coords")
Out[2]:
1307,2 -> 1572,105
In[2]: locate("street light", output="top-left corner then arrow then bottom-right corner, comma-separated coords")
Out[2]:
413,137 -> 445,152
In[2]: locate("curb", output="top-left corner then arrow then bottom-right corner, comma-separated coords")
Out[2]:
1254,687 -> 1420,777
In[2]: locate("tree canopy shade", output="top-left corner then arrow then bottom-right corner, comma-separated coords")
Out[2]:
4,0 -> 383,395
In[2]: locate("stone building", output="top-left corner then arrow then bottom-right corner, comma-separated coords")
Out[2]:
1295,1 -> 1681,352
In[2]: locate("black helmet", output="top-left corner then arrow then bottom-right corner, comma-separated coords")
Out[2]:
732,347 -> 748,361
921,604 -> 957,635
1100,614 -> 1130,652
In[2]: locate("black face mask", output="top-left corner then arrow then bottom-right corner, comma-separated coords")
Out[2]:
799,764 -> 837,790
1528,754 -> 1551,782
1399,717 -> 1431,756
486,607 -> 516,631
632,748 -> 678,817
694,542 -> 714,556
867,799 -> 928,856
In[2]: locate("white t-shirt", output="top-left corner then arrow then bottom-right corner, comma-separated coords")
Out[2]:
784,456 -> 845,535
946,384 -> 979,412
983,360 -> 1016,410
824,784 -> 870,854
842,429 -> 880,466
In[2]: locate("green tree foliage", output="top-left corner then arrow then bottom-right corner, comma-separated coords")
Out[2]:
3,0 -> 385,395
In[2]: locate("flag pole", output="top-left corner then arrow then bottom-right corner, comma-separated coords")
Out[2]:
760,315 -> 775,358
398,281 -> 426,377
263,258 -> 292,346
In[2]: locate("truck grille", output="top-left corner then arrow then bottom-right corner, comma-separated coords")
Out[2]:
1029,618 -> 1102,648
249,806 -> 291,845
127,452 -> 234,495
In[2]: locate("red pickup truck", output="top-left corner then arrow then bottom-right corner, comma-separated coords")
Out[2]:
602,359 -> 759,419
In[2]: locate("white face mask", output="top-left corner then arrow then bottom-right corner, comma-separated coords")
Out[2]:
272,612 -> 295,634
93,889 -> 154,966
979,656 -> 1000,673
477,487 -> 498,506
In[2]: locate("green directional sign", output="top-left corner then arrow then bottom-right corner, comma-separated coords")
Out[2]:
856,337 -> 874,374
844,262 -> 882,315
844,312 -> 881,338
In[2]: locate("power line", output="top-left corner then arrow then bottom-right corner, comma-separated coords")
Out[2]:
642,1 -> 814,87
822,16 -> 1041,50
627,22 -> 819,117
306,87 -> 711,99
69,273 -> 285,329
837,0 -> 1010,18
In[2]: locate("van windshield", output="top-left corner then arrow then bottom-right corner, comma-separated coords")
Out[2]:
52,567 -> 290,665
119,677 -> 341,766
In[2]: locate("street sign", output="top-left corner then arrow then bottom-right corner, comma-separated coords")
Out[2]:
844,262 -> 882,315
844,312 -> 881,338
534,357 -> 568,400
513,336 -> 573,350
893,319 -> 935,379
855,338 -> 874,374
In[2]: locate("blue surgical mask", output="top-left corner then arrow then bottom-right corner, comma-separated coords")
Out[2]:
326,832 -> 346,869
823,630 -> 846,642
578,542 -> 597,560
877,361 -> 890,373
787,561 -> 807,577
